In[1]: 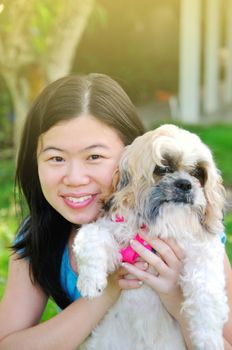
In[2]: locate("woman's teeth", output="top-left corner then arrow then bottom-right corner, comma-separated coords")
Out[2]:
67,195 -> 92,203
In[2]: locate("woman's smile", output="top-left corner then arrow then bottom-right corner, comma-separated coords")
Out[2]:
37,115 -> 124,224
62,193 -> 98,210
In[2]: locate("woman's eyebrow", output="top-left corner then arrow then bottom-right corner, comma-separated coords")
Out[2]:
42,144 -> 109,153
82,144 -> 109,151
42,146 -> 64,153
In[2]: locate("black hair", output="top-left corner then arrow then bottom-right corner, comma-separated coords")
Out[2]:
13,73 -> 145,309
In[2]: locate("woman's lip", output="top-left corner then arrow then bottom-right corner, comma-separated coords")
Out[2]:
62,194 -> 98,209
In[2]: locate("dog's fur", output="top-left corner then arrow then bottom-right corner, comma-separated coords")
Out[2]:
73,124 -> 229,350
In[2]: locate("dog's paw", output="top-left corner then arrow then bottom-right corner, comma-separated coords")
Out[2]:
77,275 -> 107,299
192,330 -> 224,350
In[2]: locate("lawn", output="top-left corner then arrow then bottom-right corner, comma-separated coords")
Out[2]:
0,123 -> 232,320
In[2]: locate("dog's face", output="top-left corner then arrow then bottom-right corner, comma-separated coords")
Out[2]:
108,124 -> 225,236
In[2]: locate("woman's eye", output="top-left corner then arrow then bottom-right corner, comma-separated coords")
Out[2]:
153,165 -> 172,176
89,154 -> 101,160
50,156 -> 64,162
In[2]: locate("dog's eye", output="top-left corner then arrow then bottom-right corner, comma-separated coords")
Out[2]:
153,165 -> 172,176
191,166 -> 206,185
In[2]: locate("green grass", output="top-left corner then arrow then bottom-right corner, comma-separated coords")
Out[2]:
1,123 -> 232,321
225,214 -> 232,263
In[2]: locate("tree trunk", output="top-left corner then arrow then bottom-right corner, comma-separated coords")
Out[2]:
0,0 -> 95,152
45,0 -> 95,82
2,70 -> 30,153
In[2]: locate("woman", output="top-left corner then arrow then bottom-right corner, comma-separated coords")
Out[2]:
0,73 -> 231,349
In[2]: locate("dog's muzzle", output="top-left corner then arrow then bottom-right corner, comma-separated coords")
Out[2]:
143,173 -> 195,223
173,178 -> 193,203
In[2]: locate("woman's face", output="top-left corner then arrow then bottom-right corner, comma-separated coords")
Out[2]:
37,115 -> 124,225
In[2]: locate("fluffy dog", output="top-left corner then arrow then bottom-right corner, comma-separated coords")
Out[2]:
73,124 -> 228,350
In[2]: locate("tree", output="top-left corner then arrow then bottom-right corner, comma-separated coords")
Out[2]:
0,0 -> 95,150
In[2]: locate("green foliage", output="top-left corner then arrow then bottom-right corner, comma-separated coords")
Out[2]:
41,299 -> 58,321
0,78 -> 13,149
30,2 -> 55,55
0,160 -> 15,208
86,3 -> 108,34
225,214 -> 232,263
0,0 -> 59,56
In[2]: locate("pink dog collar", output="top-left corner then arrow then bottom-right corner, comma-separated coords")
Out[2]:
114,215 -> 152,264
120,234 -> 153,263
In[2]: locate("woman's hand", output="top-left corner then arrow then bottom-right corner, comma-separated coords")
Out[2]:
104,263 -> 145,305
121,233 -> 185,321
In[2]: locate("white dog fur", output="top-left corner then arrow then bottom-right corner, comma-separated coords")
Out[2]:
73,124 -> 229,350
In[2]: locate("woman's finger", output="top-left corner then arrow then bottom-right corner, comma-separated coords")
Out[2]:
139,233 -> 184,268
129,239 -> 169,275
162,238 -> 185,261
118,260 -> 149,282
121,262 -> 160,290
118,277 -> 143,289
133,260 -> 149,270
148,238 -> 181,269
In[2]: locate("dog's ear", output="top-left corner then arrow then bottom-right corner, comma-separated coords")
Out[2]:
100,169 -> 119,211
116,168 -> 131,191
102,167 -> 130,195
116,147 -> 132,191
102,168 -> 131,212
203,166 -> 225,235
103,196 -> 114,212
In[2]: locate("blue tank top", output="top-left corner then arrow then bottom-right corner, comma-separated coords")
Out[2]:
60,244 -> 81,301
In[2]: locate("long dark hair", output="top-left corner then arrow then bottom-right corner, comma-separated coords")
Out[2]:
13,73 -> 145,309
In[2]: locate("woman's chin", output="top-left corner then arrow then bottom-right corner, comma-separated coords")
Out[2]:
69,210 -> 101,226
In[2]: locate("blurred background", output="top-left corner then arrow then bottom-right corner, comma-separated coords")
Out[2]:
0,0 -> 232,318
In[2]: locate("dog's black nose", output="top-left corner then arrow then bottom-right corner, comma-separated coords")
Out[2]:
174,179 -> 192,191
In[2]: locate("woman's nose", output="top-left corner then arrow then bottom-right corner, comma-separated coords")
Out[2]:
63,161 -> 90,186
